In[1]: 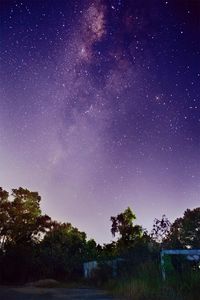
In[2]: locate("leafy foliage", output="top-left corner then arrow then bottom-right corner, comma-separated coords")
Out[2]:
39,222 -> 87,279
1,184 -> 200,295
151,214 -> 171,243
0,187 -> 52,249
165,208 -> 200,249
110,207 -> 144,247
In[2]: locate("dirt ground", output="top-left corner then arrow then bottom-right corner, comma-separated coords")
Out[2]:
0,286 -> 119,300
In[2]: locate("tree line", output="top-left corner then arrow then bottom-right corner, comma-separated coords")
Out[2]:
0,186 -> 199,284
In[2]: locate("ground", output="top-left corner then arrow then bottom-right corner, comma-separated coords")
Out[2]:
0,287 -> 120,300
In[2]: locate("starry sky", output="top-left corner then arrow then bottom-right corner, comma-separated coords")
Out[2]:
0,0 -> 200,243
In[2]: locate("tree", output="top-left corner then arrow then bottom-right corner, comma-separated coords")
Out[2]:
0,187 -> 52,283
101,241 -> 117,260
4,187 -> 51,246
166,208 -> 200,249
40,222 -> 87,279
0,187 -> 10,251
111,207 -> 135,238
151,215 -> 171,244
84,239 -> 101,261
110,207 -> 144,252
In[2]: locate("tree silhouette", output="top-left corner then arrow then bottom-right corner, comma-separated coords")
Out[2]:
151,214 -> 171,244
166,208 -> 200,249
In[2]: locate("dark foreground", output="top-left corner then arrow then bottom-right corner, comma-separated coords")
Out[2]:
0,287 -> 119,300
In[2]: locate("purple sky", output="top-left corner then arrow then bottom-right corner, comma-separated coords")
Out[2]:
0,0 -> 200,243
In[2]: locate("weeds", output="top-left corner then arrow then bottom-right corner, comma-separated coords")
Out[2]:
104,261 -> 200,300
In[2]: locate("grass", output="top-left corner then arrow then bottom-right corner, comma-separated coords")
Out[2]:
104,261 -> 200,300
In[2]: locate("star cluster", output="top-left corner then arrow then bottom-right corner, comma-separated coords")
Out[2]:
0,0 -> 200,242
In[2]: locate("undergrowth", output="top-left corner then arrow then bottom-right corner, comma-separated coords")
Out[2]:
103,261 -> 200,300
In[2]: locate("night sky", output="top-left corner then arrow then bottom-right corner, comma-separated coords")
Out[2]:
0,0 -> 200,243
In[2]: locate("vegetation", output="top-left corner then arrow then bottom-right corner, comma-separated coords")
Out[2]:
0,187 -> 99,283
106,262 -> 200,300
104,209 -> 200,300
0,186 -> 200,299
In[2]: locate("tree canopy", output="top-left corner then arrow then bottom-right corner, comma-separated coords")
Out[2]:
0,187 -> 51,250
165,208 -> 200,249
1,185 -> 200,284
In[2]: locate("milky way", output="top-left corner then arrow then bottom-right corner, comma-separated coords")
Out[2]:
0,0 -> 200,243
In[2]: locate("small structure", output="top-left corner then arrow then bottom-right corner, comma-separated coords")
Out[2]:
83,258 -> 125,279
83,260 -> 98,278
161,249 -> 200,280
